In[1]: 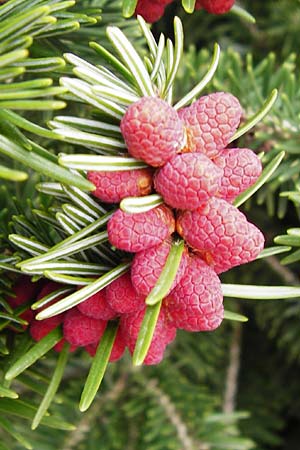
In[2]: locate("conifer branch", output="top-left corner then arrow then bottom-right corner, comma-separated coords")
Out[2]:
147,378 -> 209,450
223,323 -> 242,414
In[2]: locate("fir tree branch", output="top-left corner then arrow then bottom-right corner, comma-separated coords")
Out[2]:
223,323 -> 242,414
62,374 -> 128,450
147,378 -> 210,450
264,255 -> 299,285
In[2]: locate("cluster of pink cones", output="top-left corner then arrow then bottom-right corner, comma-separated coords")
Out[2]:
7,278 -> 127,362
7,92 -> 265,366
7,275 -> 174,365
88,92 -> 264,364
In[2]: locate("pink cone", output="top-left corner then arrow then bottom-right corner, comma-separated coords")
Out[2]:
120,306 -> 176,365
198,0 -> 235,14
131,238 -> 189,296
87,168 -> 153,204
154,153 -> 223,209
178,92 -> 242,158
105,272 -> 145,314
213,147 -> 262,202
107,205 -> 175,253
77,288 -> 117,320
177,197 -> 265,273
164,255 -> 223,332
63,308 -> 107,346
121,96 -> 185,167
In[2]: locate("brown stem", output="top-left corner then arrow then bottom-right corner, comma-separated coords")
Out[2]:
223,323 -> 242,414
265,255 -> 299,285
62,374 -> 127,450
147,378 -> 210,450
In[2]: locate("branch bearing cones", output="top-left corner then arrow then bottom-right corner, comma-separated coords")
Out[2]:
9,91 -> 264,367
86,91 -> 264,365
